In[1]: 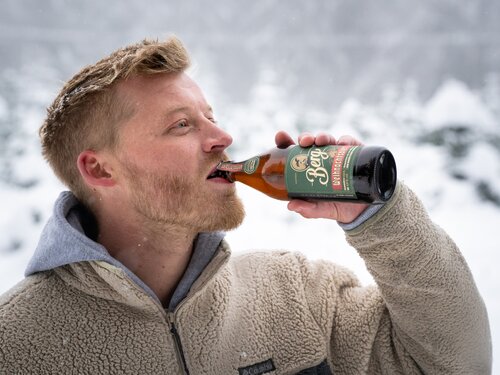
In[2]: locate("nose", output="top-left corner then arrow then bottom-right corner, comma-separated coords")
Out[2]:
202,121 -> 233,153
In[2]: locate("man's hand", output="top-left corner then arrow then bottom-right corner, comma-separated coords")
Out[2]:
275,130 -> 369,223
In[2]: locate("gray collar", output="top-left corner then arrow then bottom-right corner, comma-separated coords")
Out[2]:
25,191 -> 225,310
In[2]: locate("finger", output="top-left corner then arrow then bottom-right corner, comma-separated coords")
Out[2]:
287,200 -> 337,220
297,133 -> 315,147
288,199 -> 369,222
314,132 -> 336,146
275,131 -> 296,149
337,135 -> 364,146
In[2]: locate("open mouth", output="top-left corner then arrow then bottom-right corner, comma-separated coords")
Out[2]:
207,168 -> 231,181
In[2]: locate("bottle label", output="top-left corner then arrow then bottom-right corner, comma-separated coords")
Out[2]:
285,145 -> 360,199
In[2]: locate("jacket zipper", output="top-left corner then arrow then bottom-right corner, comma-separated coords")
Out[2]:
106,269 -> 191,374
168,314 -> 190,375
99,247 -> 230,374
164,250 -> 230,375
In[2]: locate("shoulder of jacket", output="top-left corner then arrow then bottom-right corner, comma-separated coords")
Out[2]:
227,250 -> 301,278
0,271 -> 54,310
231,250 -> 301,267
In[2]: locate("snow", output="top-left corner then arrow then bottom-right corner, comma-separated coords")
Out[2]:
1,77 -> 499,371
461,142 -> 500,179
424,79 -> 498,133
0,95 -> 8,120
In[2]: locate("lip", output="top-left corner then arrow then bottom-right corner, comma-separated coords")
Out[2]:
206,164 -> 220,179
206,162 -> 232,183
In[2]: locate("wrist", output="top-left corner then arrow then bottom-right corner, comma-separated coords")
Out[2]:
338,204 -> 385,231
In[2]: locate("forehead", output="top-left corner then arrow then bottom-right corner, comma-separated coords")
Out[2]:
117,72 -> 206,108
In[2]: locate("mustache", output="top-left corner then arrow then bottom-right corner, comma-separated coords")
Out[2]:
209,151 -> 231,165
136,153 -> 232,179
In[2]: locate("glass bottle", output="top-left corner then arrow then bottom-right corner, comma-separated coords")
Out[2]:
215,144 -> 397,204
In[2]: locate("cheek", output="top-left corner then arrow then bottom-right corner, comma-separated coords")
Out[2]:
147,150 -> 200,179
120,135 -> 202,176
168,159 -> 202,180
160,142 -> 200,166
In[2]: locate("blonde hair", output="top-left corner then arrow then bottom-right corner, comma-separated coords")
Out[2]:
40,36 -> 190,204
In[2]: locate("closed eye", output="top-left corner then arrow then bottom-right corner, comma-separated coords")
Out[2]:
207,116 -> 218,125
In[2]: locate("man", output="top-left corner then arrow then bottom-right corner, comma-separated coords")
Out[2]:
0,37 -> 491,374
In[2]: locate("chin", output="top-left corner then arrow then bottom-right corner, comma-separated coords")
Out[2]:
198,196 -> 246,233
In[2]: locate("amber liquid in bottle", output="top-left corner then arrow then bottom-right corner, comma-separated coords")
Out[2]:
216,145 -> 397,204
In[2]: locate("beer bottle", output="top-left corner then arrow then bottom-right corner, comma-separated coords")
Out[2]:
215,144 -> 397,204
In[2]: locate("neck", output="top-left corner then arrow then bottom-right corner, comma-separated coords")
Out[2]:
96,210 -> 197,306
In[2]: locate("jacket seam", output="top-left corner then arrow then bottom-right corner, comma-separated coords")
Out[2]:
91,261 -> 165,313
176,247 -> 231,313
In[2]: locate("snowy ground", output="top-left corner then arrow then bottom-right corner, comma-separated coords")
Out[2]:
1,78 -> 499,371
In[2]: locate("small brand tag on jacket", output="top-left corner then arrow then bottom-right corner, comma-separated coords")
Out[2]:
238,358 -> 276,375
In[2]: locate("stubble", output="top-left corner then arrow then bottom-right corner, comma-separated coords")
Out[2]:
122,159 -> 245,233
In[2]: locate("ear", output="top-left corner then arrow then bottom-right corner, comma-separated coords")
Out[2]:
77,150 -> 116,188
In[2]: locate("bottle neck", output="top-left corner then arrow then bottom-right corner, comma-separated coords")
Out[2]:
216,161 -> 245,173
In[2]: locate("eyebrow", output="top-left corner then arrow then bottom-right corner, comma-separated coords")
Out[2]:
163,105 -> 214,118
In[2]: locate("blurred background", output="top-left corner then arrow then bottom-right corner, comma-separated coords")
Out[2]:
1,0 -> 499,370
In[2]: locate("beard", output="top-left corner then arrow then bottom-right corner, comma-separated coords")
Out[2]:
121,158 -> 245,233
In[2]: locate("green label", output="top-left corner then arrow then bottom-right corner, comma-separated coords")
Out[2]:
285,145 -> 360,199
243,157 -> 260,174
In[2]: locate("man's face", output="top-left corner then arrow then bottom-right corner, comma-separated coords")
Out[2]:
111,72 -> 245,232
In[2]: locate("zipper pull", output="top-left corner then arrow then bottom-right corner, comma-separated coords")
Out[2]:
168,314 -> 190,375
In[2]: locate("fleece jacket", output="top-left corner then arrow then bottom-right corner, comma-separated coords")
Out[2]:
0,182 -> 492,374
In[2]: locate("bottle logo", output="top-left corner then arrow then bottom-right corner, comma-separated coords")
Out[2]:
243,157 -> 260,174
290,154 -> 309,172
286,145 -> 360,199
